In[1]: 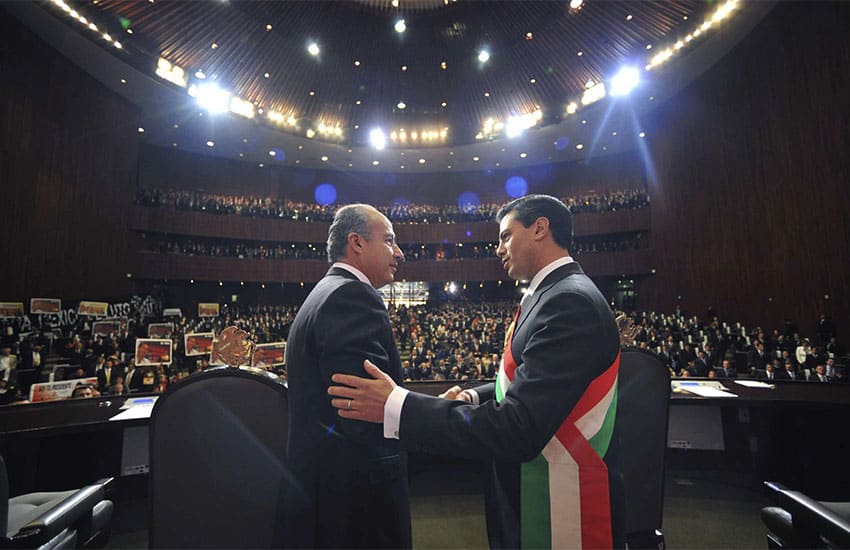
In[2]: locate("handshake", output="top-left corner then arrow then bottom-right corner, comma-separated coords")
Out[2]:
439,385 -> 475,403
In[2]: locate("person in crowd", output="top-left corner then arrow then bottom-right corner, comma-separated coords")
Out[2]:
71,384 -> 95,399
758,361 -> 778,381
810,364 -> 829,383
777,360 -> 800,381
715,359 -> 737,379
282,204 -> 411,548
329,194 -> 623,549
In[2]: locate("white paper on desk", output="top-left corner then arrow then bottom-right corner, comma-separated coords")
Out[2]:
120,396 -> 158,410
680,385 -> 738,398
734,380 -> 775,389
109,403 -> 155,421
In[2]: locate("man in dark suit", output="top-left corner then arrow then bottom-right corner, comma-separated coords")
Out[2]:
330,195 -> 623,549
282,204 -> 410,549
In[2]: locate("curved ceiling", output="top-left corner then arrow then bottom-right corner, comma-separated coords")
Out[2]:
7,0 -> 772,172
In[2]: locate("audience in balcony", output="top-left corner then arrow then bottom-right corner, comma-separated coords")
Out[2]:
143,233 -> 648,262
134,186 -> 650,223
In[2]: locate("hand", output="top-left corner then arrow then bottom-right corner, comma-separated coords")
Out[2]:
328,359 -> 396,423
439,385 -> 473,402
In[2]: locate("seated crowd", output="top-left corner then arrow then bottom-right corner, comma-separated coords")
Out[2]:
134,186 -> 650,223
0,303 -> 844,405
145,233 -> 647,262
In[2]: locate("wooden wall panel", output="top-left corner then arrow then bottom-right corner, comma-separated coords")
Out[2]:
640,3 -> 850,341
0,13 -> 138,301
130,206 -> 650,243
130,250 -> 650,284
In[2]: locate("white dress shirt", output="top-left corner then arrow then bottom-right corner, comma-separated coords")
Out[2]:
331,262 -> 372,285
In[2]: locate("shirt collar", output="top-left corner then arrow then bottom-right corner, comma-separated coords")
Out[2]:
524,256 -> 574,303
331,262 -> 372,286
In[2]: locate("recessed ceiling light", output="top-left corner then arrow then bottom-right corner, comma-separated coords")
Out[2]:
400,165 -> 405,169
646,44 -> 653,50
495,162 -> 501,167
348,148 -> 353,153
639,132 -> 646,138
612,131 -> 617,136
626,14 -> 633,20
264,72 -> 270,78
239,152 -> 244,157
397,101 -> 406,109
296,160 -> 300,164
211,43 -> 218,49
441,101 -> 447,107
530,78 -> 536,84
478,50 -> 490,63
120,78 -> 127,84
195,70 -> 206,79
321,156 -> 328,162
472,156 -> 479,161
577,51 -> 583,56
308,90 -> 315,96
242,138 -> 248,143
354,60 -> 361,67
206,140 -> 214,147
394,19 -> 406,33
582,120 -> 587,124
265,24 -> 272,31
269,150 -> 277,157
172,143 -> 178,147
519,152 -> 527,158
484,91 -> 490,97
576,144 -> 584,150
173,123 -> 179,129
418,158 -> 426,164
307,42 -> 319,56
259,163 -> 264,167
355,99 -> 361,105
126,29 -> 133,34
569,0 -> 584,9
440,61 -> 447,70
372,160 -> 380,166
348,162 -> 352,167
401,65 -> 408,71
683,15 -> 688,20
525,32 -> 533,40
449,151 -> 454,155
447,165 -> 452,169
354,124 -> 359,129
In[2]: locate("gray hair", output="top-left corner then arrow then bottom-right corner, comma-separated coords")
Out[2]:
326,204 -> 373,263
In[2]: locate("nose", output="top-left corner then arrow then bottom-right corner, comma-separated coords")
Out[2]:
394,243 -> 405,262
496,242 -> 506,258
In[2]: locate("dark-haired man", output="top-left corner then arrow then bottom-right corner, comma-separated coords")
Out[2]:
330,195 -> 623,549
283,204 -> 410,548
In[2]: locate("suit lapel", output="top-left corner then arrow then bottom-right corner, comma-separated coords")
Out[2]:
514,262 -> 584,337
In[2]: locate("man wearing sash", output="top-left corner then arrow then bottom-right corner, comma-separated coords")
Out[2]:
330,195 -> 623,548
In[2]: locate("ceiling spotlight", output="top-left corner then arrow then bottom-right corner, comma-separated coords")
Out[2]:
519,152 -> 527,158
394,19 -> 406,33
392,0 -> 399,6
397,101 -> 407,110
188,82 -> 231,114
321,156 -> 328,162
138,127 -> 144,133
472,156 -> 479,162
418,158 -> 426,164
308,90 -> 316,96
372,160 -> 380,166
576,144 -> 584,150
265,24 -> 272,31
269,150 -> 276,157
210,42 -> 218,49
195,70 -> 206,79
264,72 -> 270,78
441,101 -> 447,107
639,132 -> 646,138
525,32 -> 533,40
401,65 -> 408,72
354,60 -> 361,66
307,42 -> 320,56
478,50 -> 490,63
610,66 -> 640,96
569,0 -> 584,9
206,141 -> 215,147
440,61 -> 447,70
626,14 -> 633,20
370,128 -> 387,150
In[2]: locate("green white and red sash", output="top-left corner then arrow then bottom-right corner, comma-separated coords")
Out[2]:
497,308 -> 620,549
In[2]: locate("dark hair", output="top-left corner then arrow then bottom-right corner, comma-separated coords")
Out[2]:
496,194 -> 573,250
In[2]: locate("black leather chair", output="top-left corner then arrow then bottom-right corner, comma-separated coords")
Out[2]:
1,456 -> 113,549
148,366 -> 289,549
615,347 -> 671,548
762,481 -> 850,548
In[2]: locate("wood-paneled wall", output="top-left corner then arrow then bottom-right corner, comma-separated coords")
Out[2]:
640,2 -> 850,342
0,13 -> 138,301
130,206 -> 650,243
130,250 -> 650,284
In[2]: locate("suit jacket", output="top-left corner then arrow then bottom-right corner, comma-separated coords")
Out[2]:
399,262 -> 623,549
283,267 -> 411,549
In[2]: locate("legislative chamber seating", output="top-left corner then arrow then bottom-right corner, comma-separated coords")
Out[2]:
1,456 -> 113,549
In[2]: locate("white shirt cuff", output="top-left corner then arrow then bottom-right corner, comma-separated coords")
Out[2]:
384,386 -> 409,439
464,388 -> 480,405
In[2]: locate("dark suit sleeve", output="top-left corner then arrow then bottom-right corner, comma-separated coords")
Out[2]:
399,289 -> 617,462
315,281 -> 397,442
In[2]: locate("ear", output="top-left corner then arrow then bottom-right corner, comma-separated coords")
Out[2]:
347,232 -> 364,254
533,216 -> 549,241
